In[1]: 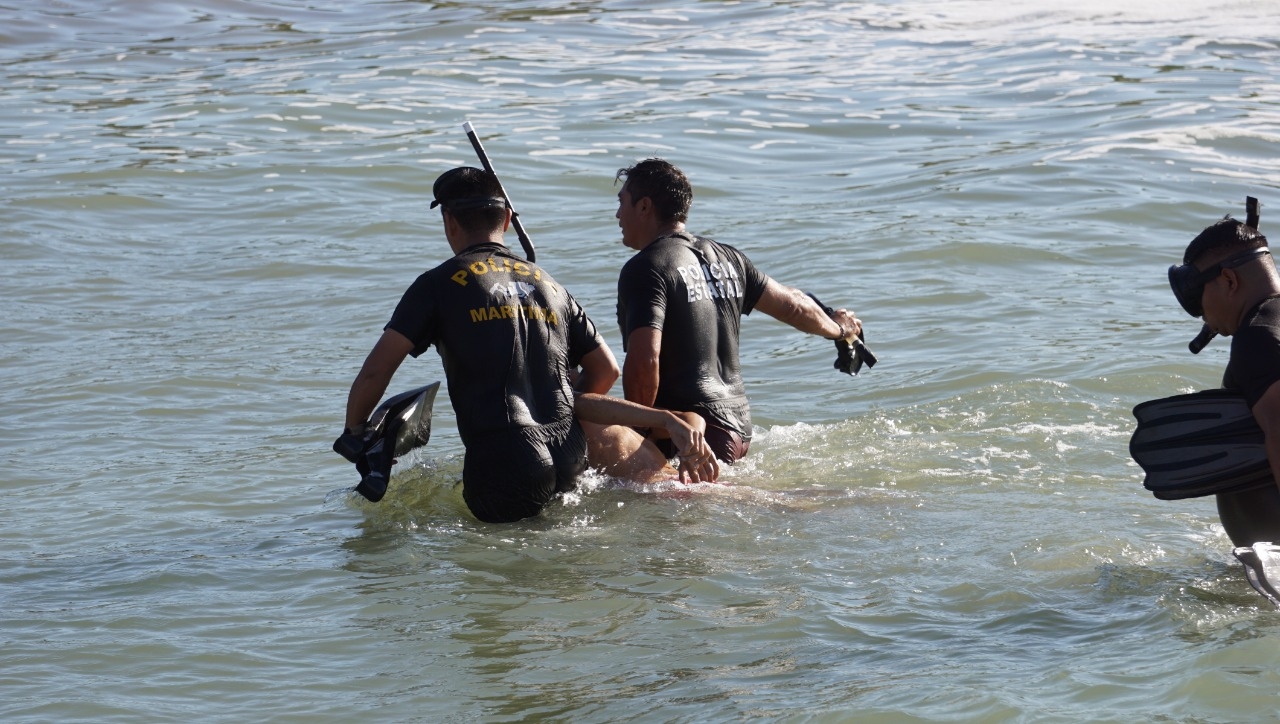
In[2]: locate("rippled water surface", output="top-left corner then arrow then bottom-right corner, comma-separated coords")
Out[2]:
5,1 -> 1280,720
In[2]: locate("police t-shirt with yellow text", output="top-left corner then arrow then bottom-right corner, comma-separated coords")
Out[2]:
387,242 -> 604,444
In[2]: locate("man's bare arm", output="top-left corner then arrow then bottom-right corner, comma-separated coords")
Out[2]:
1252,379 -> 1280,492
753,279 -> 861,340
574,393 -> 718,483
344,329 -> 414,430
623,326 -> 662,406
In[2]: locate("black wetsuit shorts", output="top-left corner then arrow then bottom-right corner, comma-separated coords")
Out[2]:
461,417 -> 587,523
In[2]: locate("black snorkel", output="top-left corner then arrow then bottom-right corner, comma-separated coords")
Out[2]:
463,120 -> 536,263
806,293 -> 878,375
1188,324 -> 1216,355
1174,196 -> 1262,354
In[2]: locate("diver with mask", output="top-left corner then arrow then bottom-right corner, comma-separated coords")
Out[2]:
1137,197 -> 1280,550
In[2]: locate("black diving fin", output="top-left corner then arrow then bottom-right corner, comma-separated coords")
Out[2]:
1130,389 -> 1273,500
1233,542 -> 1280,607
333,382 -> 441,502
805,292 -> 877,375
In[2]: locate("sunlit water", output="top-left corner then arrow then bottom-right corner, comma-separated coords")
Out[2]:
4,0 -> 1280,720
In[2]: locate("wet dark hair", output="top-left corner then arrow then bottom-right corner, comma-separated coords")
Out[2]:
431,166 -> 508,232
1183,216 -> 1267,266
615,158 -> 692,224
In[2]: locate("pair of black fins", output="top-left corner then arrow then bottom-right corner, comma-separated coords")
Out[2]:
333,382 -> 441,502
1130,389 -> 1272,500
1132,393 -> 1280,605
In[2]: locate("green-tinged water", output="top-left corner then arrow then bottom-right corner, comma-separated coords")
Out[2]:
4,1 -> 1280,720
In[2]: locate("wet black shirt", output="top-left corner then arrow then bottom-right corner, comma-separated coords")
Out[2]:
1225,295 -> 1280,408
616,231 -> 769,439
387,242 -> 605,446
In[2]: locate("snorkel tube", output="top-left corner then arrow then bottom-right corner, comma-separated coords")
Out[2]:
1188,325 -> 1216,355
463,121 -> 536,262
1182,196 -> 1261,354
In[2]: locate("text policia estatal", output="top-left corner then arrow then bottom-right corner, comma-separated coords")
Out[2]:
675,259 -> 743,303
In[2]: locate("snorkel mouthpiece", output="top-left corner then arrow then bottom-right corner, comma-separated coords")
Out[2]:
1189,324 -> 1216,355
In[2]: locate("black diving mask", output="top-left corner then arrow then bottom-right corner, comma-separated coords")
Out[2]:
1168,247 -> 1271,318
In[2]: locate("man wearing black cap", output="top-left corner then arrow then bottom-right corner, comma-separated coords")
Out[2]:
342,167 -> 716,523
1172,213 -> 1280,545
612,158 -> 864,463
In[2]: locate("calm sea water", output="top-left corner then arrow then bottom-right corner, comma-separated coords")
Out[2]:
5,0 -> 1280,720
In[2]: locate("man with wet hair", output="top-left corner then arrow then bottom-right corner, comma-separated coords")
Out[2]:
1178,214 -> 1280,545
613,158 -> 864,463
342,166 -> 716,523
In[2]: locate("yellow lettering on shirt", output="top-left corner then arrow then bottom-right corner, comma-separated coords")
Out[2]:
466,304 -> 559,326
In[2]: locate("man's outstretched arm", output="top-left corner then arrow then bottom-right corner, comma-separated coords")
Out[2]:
753,279 -> 861,341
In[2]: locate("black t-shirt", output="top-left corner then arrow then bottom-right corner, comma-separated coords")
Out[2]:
1224,295 -> 1280,408
616,231 -> 770,439
387,242 -> 605,446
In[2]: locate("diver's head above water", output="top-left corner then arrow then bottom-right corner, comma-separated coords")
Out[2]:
1170,198 -> 1277,341
430,166 -> 512,252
